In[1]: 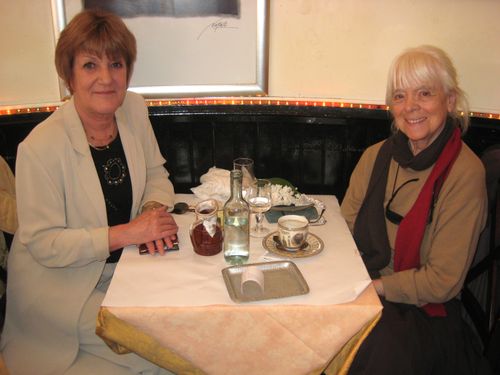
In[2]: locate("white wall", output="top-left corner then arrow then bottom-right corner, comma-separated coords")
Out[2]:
268,0 -> 500,114
0,0 -> 60,107
1,0 -> 499,113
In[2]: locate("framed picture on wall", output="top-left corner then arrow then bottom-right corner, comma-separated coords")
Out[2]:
51,0 -> 269,98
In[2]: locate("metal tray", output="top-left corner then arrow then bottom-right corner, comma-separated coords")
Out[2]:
222,261 -> 309,303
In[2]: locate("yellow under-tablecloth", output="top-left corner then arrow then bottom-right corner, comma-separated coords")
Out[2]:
97,286 -> 381,375
324,310 -> 381,375
97,308 -> 204,374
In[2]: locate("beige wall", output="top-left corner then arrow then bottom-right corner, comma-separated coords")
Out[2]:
0,0 -> 59,107
1,0 -> 499,113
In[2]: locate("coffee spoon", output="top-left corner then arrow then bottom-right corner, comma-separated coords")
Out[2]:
309,208 -> 326,225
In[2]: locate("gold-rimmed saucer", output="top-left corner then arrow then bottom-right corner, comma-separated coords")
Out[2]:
262,231 -> 324,258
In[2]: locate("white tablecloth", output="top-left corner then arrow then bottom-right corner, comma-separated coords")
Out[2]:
102,195 -> 372,308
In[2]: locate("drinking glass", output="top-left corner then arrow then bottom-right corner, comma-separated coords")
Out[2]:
233,157 -> 256,199
247,179 -> 272,237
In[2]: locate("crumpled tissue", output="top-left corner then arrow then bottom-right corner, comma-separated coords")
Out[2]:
191,167 -> 231,203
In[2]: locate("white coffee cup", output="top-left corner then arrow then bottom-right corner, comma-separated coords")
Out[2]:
277,215 -> 309,251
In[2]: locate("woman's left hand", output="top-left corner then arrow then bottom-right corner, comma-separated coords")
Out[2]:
373,279 -> 385,296
137,205 -> 178,255
108,204 -> 179,256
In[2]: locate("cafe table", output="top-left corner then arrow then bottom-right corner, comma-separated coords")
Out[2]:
97,194 -> 382,375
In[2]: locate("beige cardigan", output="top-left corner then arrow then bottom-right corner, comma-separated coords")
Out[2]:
1,92 -> 175,374
0,155 -> 16,270
341,140 -> 487,306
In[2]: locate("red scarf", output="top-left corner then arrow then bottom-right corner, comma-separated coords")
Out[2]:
393,127 -> 462,316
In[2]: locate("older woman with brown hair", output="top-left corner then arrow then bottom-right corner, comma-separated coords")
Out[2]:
341,45 -> 490,374
1,9 -> 176,375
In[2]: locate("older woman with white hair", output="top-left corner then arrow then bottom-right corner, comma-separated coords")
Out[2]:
341,45 -> 490,374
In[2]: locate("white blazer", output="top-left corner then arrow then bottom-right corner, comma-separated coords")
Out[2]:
1,91 -> 175,374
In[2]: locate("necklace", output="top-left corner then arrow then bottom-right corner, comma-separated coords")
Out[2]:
86,125 -> 117,151
89,142 -> 111,151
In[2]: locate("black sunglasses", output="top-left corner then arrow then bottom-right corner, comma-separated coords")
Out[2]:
385,178 -> 435,225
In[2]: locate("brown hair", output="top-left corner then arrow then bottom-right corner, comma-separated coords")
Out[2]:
55,9 -> 137,93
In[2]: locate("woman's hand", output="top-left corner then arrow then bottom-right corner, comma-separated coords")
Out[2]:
134,206 -> 178,255
373,279 -> 385,297
109,205 -> 178,255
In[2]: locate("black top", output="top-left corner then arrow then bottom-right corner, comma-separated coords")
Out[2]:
90,133 -> 132,263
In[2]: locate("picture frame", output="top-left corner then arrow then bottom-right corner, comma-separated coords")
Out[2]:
51,0 -> 269,98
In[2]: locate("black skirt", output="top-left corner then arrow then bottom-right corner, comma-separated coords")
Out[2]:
347,298 -> 491,375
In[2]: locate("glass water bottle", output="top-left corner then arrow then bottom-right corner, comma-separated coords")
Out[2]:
223,169 -> 250,264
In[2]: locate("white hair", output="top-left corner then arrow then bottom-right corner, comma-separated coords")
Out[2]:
386,45 -> 470,132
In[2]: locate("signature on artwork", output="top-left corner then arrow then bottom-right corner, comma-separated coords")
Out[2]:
197,18 -> 238,40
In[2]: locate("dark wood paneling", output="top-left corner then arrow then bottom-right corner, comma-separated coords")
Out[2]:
0,112 -> 50,170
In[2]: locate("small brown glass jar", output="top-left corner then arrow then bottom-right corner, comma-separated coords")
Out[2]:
189,199 -> 223,256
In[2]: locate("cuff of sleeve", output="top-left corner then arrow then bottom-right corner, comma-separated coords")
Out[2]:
381,273 -> 413,304
90,226 -> 110,261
